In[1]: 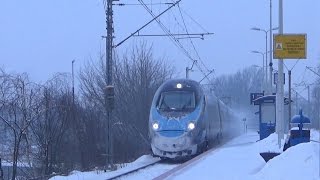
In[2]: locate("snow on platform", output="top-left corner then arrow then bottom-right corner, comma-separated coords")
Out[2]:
167,130 -> 320,180
168,132 -> 265,180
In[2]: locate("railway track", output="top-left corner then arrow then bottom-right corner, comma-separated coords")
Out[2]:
153,146 -> 220,179
106,136 -> 242,179
105,159 -> 163,180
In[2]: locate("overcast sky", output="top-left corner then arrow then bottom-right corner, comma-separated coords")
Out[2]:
0,0 -> 319,97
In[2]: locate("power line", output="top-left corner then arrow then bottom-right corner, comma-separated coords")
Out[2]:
179,6 -> 209,33
132,32 -> 213,37
139,0 -> 212,80
283,59 -> 300,71
113,2 -> 173,6
295,66 -> 320,90
114,0 -> 182,48
290,60 -> 300,71
138,0 -> 202,71
113,0 -> 213,81
169,0 -> 213,80
306,66 -> 320,78
291,88 -> 308,102
167,2 -> 186,34
298,67 -> 307,85
176,3 -> 210,74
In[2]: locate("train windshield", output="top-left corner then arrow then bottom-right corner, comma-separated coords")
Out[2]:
158,91 -> 196,111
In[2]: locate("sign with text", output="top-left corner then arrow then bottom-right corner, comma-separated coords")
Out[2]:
250,92 -> 264,105
273,34 -> 307,59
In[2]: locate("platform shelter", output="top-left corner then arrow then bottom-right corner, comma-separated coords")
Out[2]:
253,95 -> 290,140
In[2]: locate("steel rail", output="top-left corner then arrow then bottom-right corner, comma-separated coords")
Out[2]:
106,159 -> 162,180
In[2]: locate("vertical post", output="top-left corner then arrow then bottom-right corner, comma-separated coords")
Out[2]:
288,70 -> 291,131
0,158 -> 3,180
243,118 -> 247,133
307,85 -> 310,117
71,59 -> 77,170
265,33 -> 268,90
296,91 -> 298,113
243,118 -> 245,133
262,54 -> 266,92
276,0 -> 284,148
72,60 -> 75,105
186,60 -> 196,79
105,0 -> 114,169
107,111 -> 111,168
186,67 -> 189,79
269,0 -> 273,94
106,0 -> 113,85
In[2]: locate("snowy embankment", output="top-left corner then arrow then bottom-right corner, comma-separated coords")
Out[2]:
50,155 -> 160,180
254,141 -> 319,180
253,129 -> 319,180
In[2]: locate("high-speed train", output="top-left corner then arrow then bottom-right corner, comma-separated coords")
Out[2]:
149,79 -> 241,159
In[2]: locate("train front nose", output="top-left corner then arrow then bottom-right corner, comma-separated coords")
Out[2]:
151,130 -> 198,158
153,131 -> 189,151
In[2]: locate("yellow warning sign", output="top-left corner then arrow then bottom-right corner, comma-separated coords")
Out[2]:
273,34 -> 307,59
276,43 -> 283,50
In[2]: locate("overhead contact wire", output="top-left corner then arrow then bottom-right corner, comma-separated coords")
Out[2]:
138,0 -> 208,77
176,3 -> 210,75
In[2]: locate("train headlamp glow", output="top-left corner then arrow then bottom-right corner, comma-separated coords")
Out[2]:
152,122 -> 159,130
176,83 -> 182,89
188,122 -> 195,130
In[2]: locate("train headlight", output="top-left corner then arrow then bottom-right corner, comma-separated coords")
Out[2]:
188,122 -> 195,130
152,122 -> 159,130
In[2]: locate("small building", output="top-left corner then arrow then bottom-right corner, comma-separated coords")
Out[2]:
253,95 -> 290,140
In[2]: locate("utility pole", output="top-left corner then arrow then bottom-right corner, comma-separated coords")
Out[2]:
104,0 -> 115,170
288,70 -> 291,131
276,0 -> 284,148
269,0 -> 273,94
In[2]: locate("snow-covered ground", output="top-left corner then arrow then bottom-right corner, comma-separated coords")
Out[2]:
51,129 -> 320,180
169,129 -> 320,180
